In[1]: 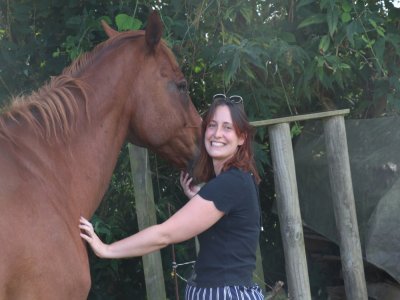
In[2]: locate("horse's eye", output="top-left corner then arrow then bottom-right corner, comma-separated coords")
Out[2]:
177,80 -> 188,93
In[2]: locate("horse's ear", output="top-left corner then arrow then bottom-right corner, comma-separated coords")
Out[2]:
101,20 -> 118,38
145,11 -> 163,50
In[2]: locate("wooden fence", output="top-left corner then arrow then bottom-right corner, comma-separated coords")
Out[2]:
128,109 -> 368,300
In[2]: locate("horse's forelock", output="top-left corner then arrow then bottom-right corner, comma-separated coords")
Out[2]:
161,41 -> 183,76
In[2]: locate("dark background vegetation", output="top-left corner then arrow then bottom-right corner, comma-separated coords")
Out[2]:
1,0 -> 400,298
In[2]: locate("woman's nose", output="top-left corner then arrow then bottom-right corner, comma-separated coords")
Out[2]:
214,126 -> 223,138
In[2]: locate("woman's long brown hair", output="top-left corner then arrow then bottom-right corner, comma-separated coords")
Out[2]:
193,98 -> 260,184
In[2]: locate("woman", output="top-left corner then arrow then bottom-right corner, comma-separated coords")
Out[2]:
79,94 -> 264,299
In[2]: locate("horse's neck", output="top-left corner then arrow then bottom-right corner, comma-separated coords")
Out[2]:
2,122 -> 125,219
66,94 -> 130,216
65,58 -> 135,216
1,86 -> 129,219
64,140 -> 118,216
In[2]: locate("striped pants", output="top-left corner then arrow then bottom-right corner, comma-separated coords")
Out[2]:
185,284 -> 264,300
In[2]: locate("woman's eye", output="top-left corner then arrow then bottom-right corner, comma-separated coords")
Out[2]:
224,125 -> 232,130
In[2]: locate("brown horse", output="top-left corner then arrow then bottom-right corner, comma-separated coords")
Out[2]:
0,11 -> 201,299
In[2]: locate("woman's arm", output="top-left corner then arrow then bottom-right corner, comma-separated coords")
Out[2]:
79,195 -> 223,259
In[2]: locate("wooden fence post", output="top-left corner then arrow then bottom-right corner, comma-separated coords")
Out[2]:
268,123 -> 312,300
129,144 -> 167,300
323,116 -> 368,300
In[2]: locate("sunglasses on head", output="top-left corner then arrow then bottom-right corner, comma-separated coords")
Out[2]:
212,94 -> 243,104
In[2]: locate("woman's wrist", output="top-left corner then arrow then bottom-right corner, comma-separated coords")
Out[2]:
94,243 -> 111,259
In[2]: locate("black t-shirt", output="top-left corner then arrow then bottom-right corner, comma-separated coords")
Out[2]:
189,167 -> 260,287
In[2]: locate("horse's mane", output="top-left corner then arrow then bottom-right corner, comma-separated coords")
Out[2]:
0,29 -> 172,145
0,75 -> 89,145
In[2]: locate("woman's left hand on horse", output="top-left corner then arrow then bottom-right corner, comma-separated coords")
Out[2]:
79,216 -> 109,258
180,171 -> 202,199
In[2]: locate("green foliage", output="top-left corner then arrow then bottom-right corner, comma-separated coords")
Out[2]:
115,14 -> 142,31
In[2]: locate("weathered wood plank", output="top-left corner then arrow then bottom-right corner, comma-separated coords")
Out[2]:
268,123 -> 312,300
323,116 -> 368,300
129,144 -> 167,300
251,109 -> 349,127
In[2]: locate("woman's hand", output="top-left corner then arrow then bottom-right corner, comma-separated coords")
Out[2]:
79,216 -> 109,258
180,171 -> 202,199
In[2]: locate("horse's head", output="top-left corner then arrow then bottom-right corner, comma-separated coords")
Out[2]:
102,11 -> 201,171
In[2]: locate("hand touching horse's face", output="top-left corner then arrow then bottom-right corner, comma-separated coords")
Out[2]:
102,12 -> 201,170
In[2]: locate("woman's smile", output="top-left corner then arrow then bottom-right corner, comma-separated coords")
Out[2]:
210,141 -> 225,147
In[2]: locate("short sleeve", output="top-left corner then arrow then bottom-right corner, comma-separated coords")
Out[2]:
197,169 -> 245,213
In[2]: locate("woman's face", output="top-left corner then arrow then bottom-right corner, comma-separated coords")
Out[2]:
204,105 -> 244,166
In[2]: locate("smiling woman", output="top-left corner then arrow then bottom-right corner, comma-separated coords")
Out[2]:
79,94 -> 264,300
